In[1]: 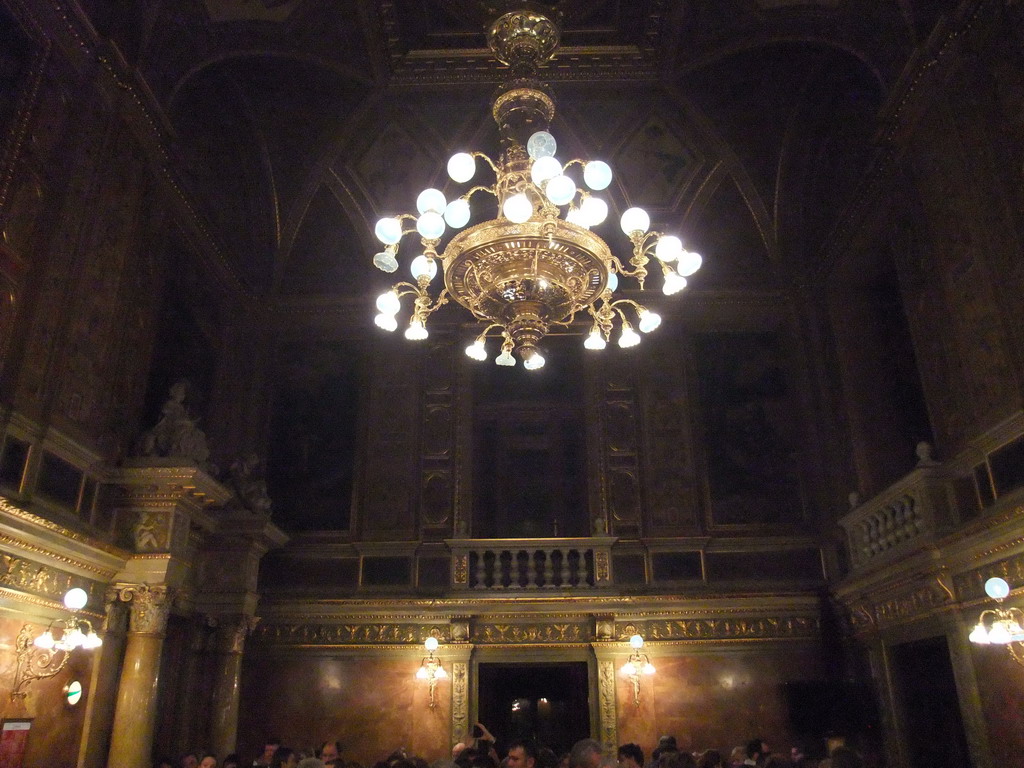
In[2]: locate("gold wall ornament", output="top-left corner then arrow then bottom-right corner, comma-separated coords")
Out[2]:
116,584 -> 172,635
597,659 -> 618,752
415,636 -> 448,709
11,588 -> 103,701
369,7 -> 702,370
452,661 -> 469,740
620,633 -> 655,706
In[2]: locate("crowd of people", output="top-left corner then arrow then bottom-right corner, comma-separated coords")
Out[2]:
157,728 -> 868,768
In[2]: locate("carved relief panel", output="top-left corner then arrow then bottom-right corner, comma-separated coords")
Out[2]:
594,354 -> 644,537
420,339 -> 455,539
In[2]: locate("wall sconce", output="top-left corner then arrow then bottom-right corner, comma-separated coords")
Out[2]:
969,577 -> 1024,665
11,588 -> 103,700
415,636 -> 447,708
620,633 -> 655,706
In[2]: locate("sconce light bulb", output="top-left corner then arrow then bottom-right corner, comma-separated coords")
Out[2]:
969,622 -> 990,644
34,631 -> 55,650
985,577 -> 1011,600
629,634 -> 644,649
435,665 -> 448,679
63,588 -> 88,611
424,636 -> 439,652
416,666 -> 429,679
642,662 -> 656,675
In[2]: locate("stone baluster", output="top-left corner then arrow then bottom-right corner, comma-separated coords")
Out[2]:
560,548 -> 571,586
543,549 -> 555,588
475,551 -> 487,589
107,584 -> 172,768
578,550 -> 590,587
526,550 -> 538,589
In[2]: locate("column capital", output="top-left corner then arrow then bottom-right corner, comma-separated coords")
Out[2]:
111,584 -> 173,635
214,614 -> 260,654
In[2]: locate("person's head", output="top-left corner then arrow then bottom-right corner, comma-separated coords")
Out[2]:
744,741 -> 764,761
656,754 -> 695,768
298,760 -> 326,768
697,750 -> 722,768
271,748 -> 298,768
199,756 -> 217,768
223,756 -> 240,768
727,748 -> 744,767
321,742 -> 342,765
828,746 -> 862,768
617,744 -> 644,768
263,741 -> 283,763
507,741 -> 537,768
657,738 -> 677,752
569,740 -> 603,768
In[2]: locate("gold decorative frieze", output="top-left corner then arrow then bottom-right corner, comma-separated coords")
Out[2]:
253,622 -> 452,646
0,548 -> 100,606
472,622 -> 588,644
873,578 -> 954,628
618,615 -> 819,641
955,551 -> 1024,601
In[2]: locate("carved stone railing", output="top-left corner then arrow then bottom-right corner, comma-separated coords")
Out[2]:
839,458 -> 958,573
447,537 -> 616,590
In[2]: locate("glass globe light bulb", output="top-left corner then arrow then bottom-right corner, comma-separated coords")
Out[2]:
416,188 -> 447,215
63,588 -> 88,611
376,290 -> 401,315
619,324 -> 641,348
373,251 -> 399,273
34,630 -> 55,650
546,175 -> 577,206
969,622 -> 990,644
405,318 -> 429,341
989,621 -> 1012,644
531,156 -> 562,186
523,350 -> 546,370
375,313 -> 398,332
448,152 -> 476,183
375,217 -> 403,245
676,250 -> 703,277
495,349 -> 516,367
663,272 -> 687,296
629,634 -> 645,649
566,207 -> 589,228
620,207 -> 650,235
424,636 -> 439,652
527,131 -> 557,159
410,255 -> 438,282
416,212 -> 445,240
606,271 -> 619,293
503,193 -> 534,224
583,160 -> 613,191
638,309 -> 662,333
416,666 -> 429,679
465,339 -> 488,361
435,665 -> 448,679
584,327 -> 606,350
642,662 -> 656,675
444,198 -> 471,228
63,627 -> 85,649
580,196 -> 608,226
655,235 -> 683,262
985,577 -> 1011,600
82,631 -> 103,649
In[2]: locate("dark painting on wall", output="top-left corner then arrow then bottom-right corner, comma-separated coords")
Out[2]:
695,331 -> 804,527
267,341 -> 363,532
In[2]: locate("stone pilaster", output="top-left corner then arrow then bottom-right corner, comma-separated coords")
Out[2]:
107,584 -> 172,768
77,594 -> 129,768
209,614 -> 259,758
592,645 -> 619,754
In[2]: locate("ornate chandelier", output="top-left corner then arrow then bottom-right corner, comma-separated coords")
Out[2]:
370,7 -> 702,370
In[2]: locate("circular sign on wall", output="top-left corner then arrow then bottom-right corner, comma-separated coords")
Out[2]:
64,680 -> 83,706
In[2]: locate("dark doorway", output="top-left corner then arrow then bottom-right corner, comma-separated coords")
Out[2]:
891,636 -> 971,767
478,662 -> 590,756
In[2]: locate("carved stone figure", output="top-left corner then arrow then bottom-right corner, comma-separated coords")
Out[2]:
228,453 -> 273,515
138,380 -> 211,467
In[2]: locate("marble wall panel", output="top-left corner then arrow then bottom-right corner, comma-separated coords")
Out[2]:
972,646 -> 1024,768
238,654 -> 451,765
614,648 -> 824,757
0,613 -> 92,768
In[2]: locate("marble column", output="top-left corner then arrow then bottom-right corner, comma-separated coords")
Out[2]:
77,594 -> 129,768
209,615 -> 258,758
107,585 -> 171,768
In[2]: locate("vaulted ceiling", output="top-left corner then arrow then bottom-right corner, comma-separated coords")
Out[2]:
84,0 -> 954,303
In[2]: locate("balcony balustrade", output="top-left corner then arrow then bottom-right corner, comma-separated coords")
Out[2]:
447,537 -> 615,590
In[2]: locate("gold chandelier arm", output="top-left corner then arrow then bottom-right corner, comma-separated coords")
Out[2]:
463,185 -> 498,202
471,151 -> 499,174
